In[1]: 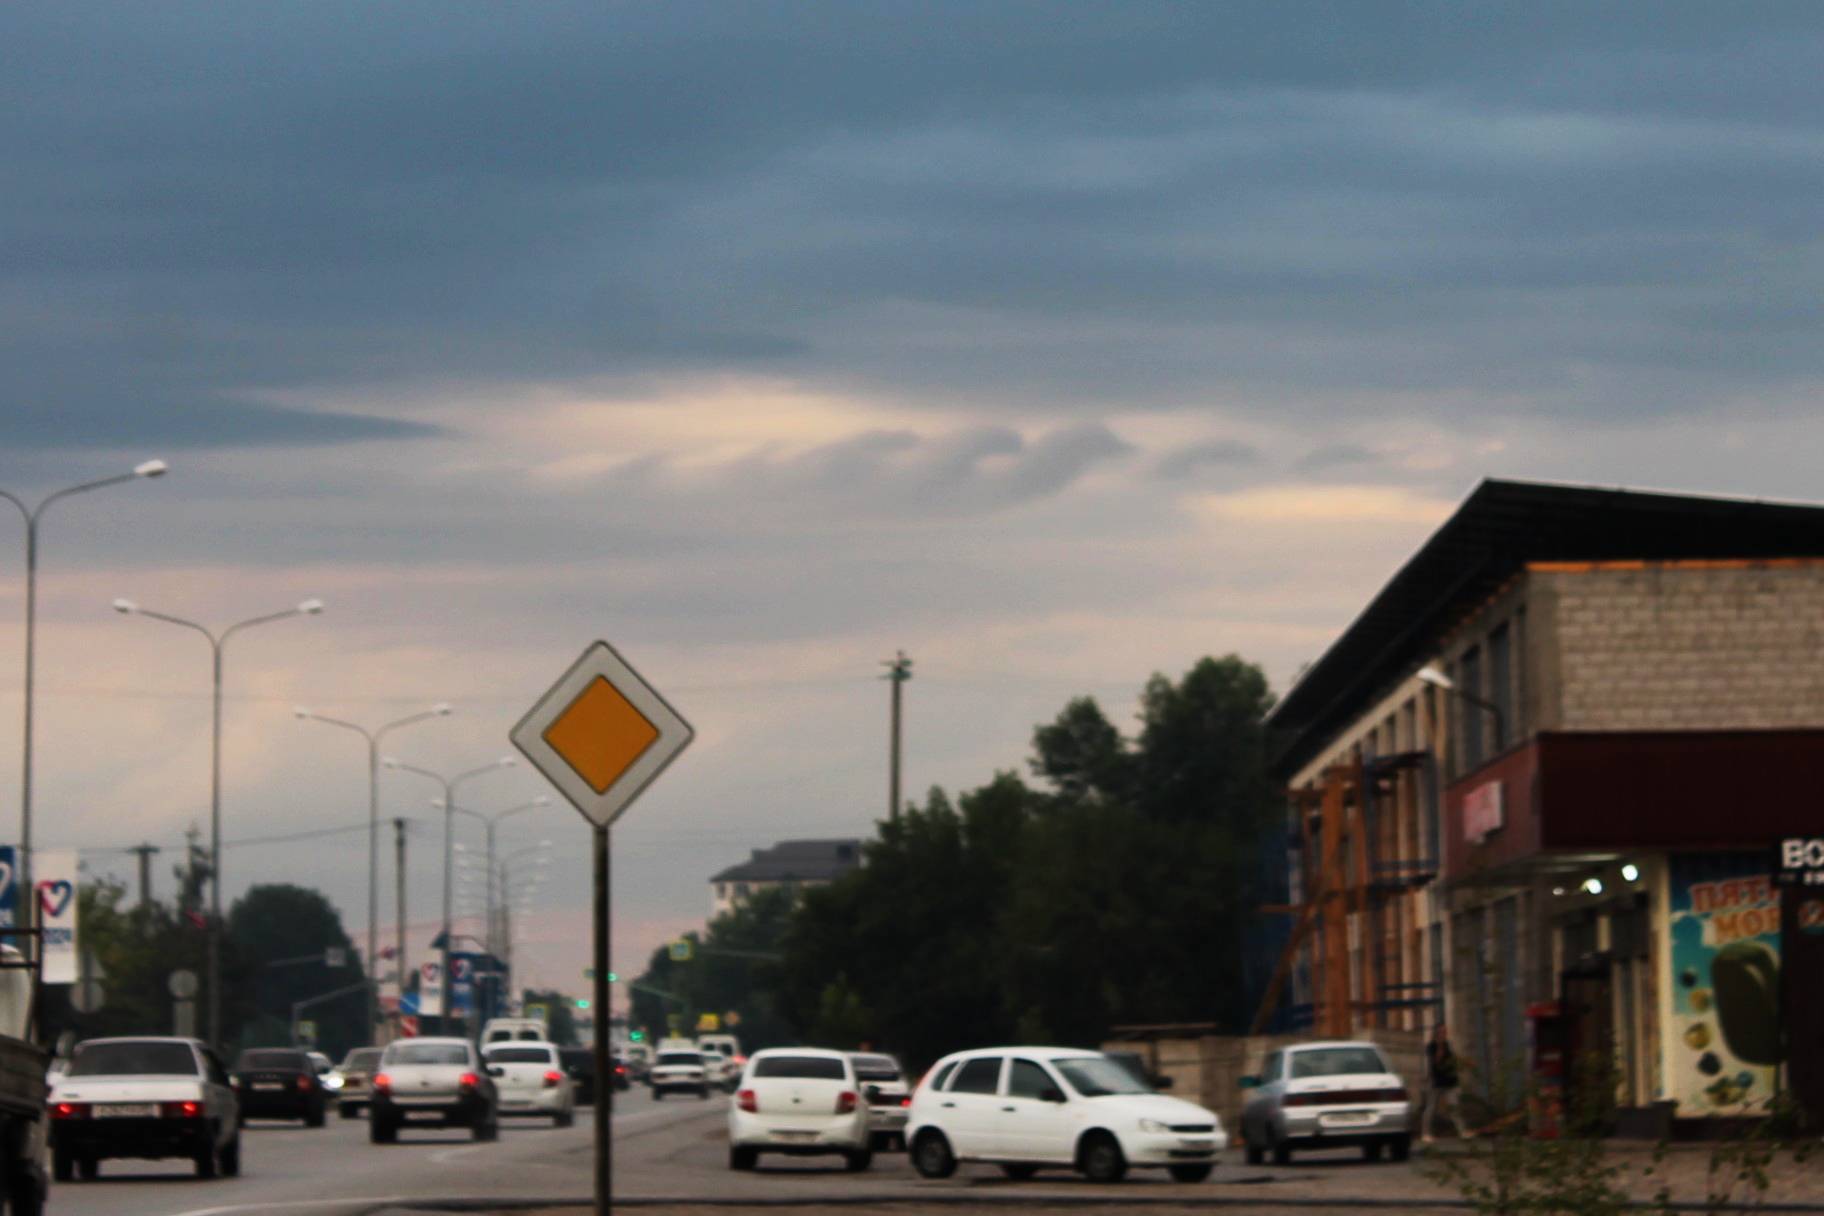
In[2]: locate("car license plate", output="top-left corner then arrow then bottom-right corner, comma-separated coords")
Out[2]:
253,1082 -> 284,1090
773,1129 -> 817,1142
96,1103 -> 156,1118
1319,1110 -> 1373,1127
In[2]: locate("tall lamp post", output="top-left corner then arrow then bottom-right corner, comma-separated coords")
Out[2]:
382,757 -> 515,1033
442,797 -> 550,957
294,704 -> 453,1037
113,594 -> 324,1045
2,459 -> 167,922
493,843 -> 552,997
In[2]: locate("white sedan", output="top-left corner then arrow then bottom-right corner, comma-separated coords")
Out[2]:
481,1041 -> 575,1127
728,1047 -> 872,1171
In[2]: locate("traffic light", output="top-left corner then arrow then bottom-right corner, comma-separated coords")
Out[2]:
575,998 -> 591,1010
608,971 -> 618,982
629,1029 -> 644,1042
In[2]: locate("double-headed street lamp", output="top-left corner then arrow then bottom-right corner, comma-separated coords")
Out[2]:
2,460 -> 167,918
441,797 -> 550,957
294,704 -> 453,1035
493,842 -> 552,990
382,757 -> 515,1031
114,594 -> 324,1045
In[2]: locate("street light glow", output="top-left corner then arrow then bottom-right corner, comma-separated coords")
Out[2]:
1416,665 -> 1455,690
134,459 -> 170,478
298,598 -> 326,615
112,598 -> 138,614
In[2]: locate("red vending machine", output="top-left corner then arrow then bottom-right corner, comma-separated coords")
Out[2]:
1527,1001 -> 1566,1138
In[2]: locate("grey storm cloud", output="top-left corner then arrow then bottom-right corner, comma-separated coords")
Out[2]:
1294,442 -> 1380,472
1155,439 -> 1265,479
7,2 -> 1824,446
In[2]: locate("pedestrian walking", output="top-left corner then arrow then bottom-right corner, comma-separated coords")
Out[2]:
1420,1022 -> 1461,1143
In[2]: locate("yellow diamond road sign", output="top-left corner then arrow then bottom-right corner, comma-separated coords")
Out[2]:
511,640 -> 694,827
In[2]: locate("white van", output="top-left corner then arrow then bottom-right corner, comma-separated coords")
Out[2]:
481,1017 -> 549,1045
699,1033 -> 743,1063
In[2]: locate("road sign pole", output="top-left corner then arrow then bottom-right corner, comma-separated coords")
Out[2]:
593,823 -> 611,1214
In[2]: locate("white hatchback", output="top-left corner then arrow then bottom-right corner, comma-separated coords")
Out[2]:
481,1041 -> 575,1127
727,1047 -> 872,1172
907,1047 -> 1226,1183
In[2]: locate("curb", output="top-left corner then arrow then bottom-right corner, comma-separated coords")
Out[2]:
374,1197 -> 1824,1214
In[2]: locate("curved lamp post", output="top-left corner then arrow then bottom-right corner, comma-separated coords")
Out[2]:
294,703 -> 453,1035
113,593 -> 323,1045
1,460 -> 167,925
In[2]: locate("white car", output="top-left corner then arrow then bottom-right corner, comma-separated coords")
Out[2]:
907,1047 -> 1226,1183
648,1048 -> 711,1100
849,1052 -> 911,1150
482,1041 -> 575,1126
481,1017 -> 550,1046
701,1046 -> 739,1092
1237,1040 -> 1412,1164
49,1037 -> 241,1181
369,1037 -> 500,1143
728,1047 -> 871,1171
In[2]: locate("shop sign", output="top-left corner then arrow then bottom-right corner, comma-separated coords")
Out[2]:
1773,836 -> 1824,887
1665,855 -> 1783,1114
1464,779 -> 1504,843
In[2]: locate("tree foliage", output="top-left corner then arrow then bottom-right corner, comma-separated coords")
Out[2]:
634,654 -> 1286,1071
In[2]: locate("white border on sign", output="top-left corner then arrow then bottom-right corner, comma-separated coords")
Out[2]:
508,639 -> 694,827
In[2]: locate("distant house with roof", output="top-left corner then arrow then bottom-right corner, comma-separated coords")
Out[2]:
709,838 -> 863,919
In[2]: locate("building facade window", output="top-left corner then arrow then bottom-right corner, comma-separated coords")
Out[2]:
1488,622 -> 1512,752
1460,646 -> 1484,771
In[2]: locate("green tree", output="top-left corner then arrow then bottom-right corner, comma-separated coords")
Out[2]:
226,883 -> 367,1059
521,989 -> 579,1045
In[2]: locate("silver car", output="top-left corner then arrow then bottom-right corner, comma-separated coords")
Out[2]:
1238,1040 -> 1411,1164
369,1037 -> 500,1143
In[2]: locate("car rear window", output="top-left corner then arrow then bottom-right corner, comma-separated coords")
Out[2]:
344,1049 -> 383,1070
237,1050 -> 306,1070
657,1052 -> 702,1066
386,1043 -> 471,1066
850,1054 -> 901,1080
1290,1046 -> 1388,1078
753,1055 -> 845,1080
486,1046 -> 553,1064
71,1041 -> 199,1077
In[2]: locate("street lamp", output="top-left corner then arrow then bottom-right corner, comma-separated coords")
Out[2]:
494,842 -> 552,992
442,797 -> 550,957
113,592 -> 322,1045
382,756 -> 515,1032
2,460 -> 167,921
1417,664 -> 1506,751
294,703 -> 453,1036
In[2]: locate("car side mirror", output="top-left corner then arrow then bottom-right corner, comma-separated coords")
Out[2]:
1038,1086 -> 1065,1104
1151,1074 -> 1174,1090
485,1064 -> 504,1077
1238,1075 -> 1261,1089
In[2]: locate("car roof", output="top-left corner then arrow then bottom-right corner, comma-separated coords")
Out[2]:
1285,1040 -> 1384,1052
749,1046 -> 849,1060
77,1036 -> 200,1048
484,1039 -> 556,1051
392,1036 -> 473,1048
938,1046 -> 1107,1063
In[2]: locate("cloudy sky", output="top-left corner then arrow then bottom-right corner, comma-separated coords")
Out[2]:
6,2 -> 1824,1006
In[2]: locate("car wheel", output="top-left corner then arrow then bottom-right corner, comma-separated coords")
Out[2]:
1000,1163 -> 1038,1180
911,1130 -> 957,1179
1389,1134 -> 1411,1162
50,1147 -> 71,1185
698,1086 -> 710,1100
1169,1163 -> 1213,1183
193,1132 -> 216,1179
339,1102 -> 356,1119
1078,1132 -> 1126,1183
219,1132 -> 242,1178
78,1155 -> 100,1182
305,1104 -> 325,1129
1245,1141 -> 1265,1165
652,1089 -> 664,1101
555,1109 -> 574,1129
1271,1135 -> 1291,1166
729,1145 -> 758,1171
845,1148 -> 873,1172
370,1115 -> 397,1144
1362,1140 -> 1385,1162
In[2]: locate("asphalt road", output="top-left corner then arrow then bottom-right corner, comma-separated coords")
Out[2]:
48,1085 -> 1487,1215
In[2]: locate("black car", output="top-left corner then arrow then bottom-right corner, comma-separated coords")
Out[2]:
558,1047 -> 596,1105
233,1048 -> 326,1126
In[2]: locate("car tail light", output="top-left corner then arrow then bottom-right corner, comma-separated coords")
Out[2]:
160,1101 -> 203,1119
835,1090 -> 858,1114
51,1102 -> 89,1120
544,1070 -> 564,1088
372,1073 -> 392,1094
297,1075 -> 314,1090
899,1095 -> 911,1107
736,1088 -> 757,1113
459,1072 -> 481,1090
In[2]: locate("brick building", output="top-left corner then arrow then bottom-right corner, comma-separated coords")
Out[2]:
1265,480 -> 1824,1124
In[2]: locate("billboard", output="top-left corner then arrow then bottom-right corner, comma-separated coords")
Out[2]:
36,850 -> 79,985
1664,854 -> 1782,1113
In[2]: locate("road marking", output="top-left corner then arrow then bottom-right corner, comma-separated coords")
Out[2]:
429,1142 -> 487,1165
173,1199 -> 418,1216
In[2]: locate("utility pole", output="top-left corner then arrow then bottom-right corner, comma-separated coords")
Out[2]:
394,817 -> 408,1034
129,843 -> 161,908
882,650 -> 912,822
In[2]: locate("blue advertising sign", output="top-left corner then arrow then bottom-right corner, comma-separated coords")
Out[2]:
449,952 -> 478,1016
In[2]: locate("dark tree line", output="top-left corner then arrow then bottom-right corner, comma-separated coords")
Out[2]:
634,655 -> 1288,1070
